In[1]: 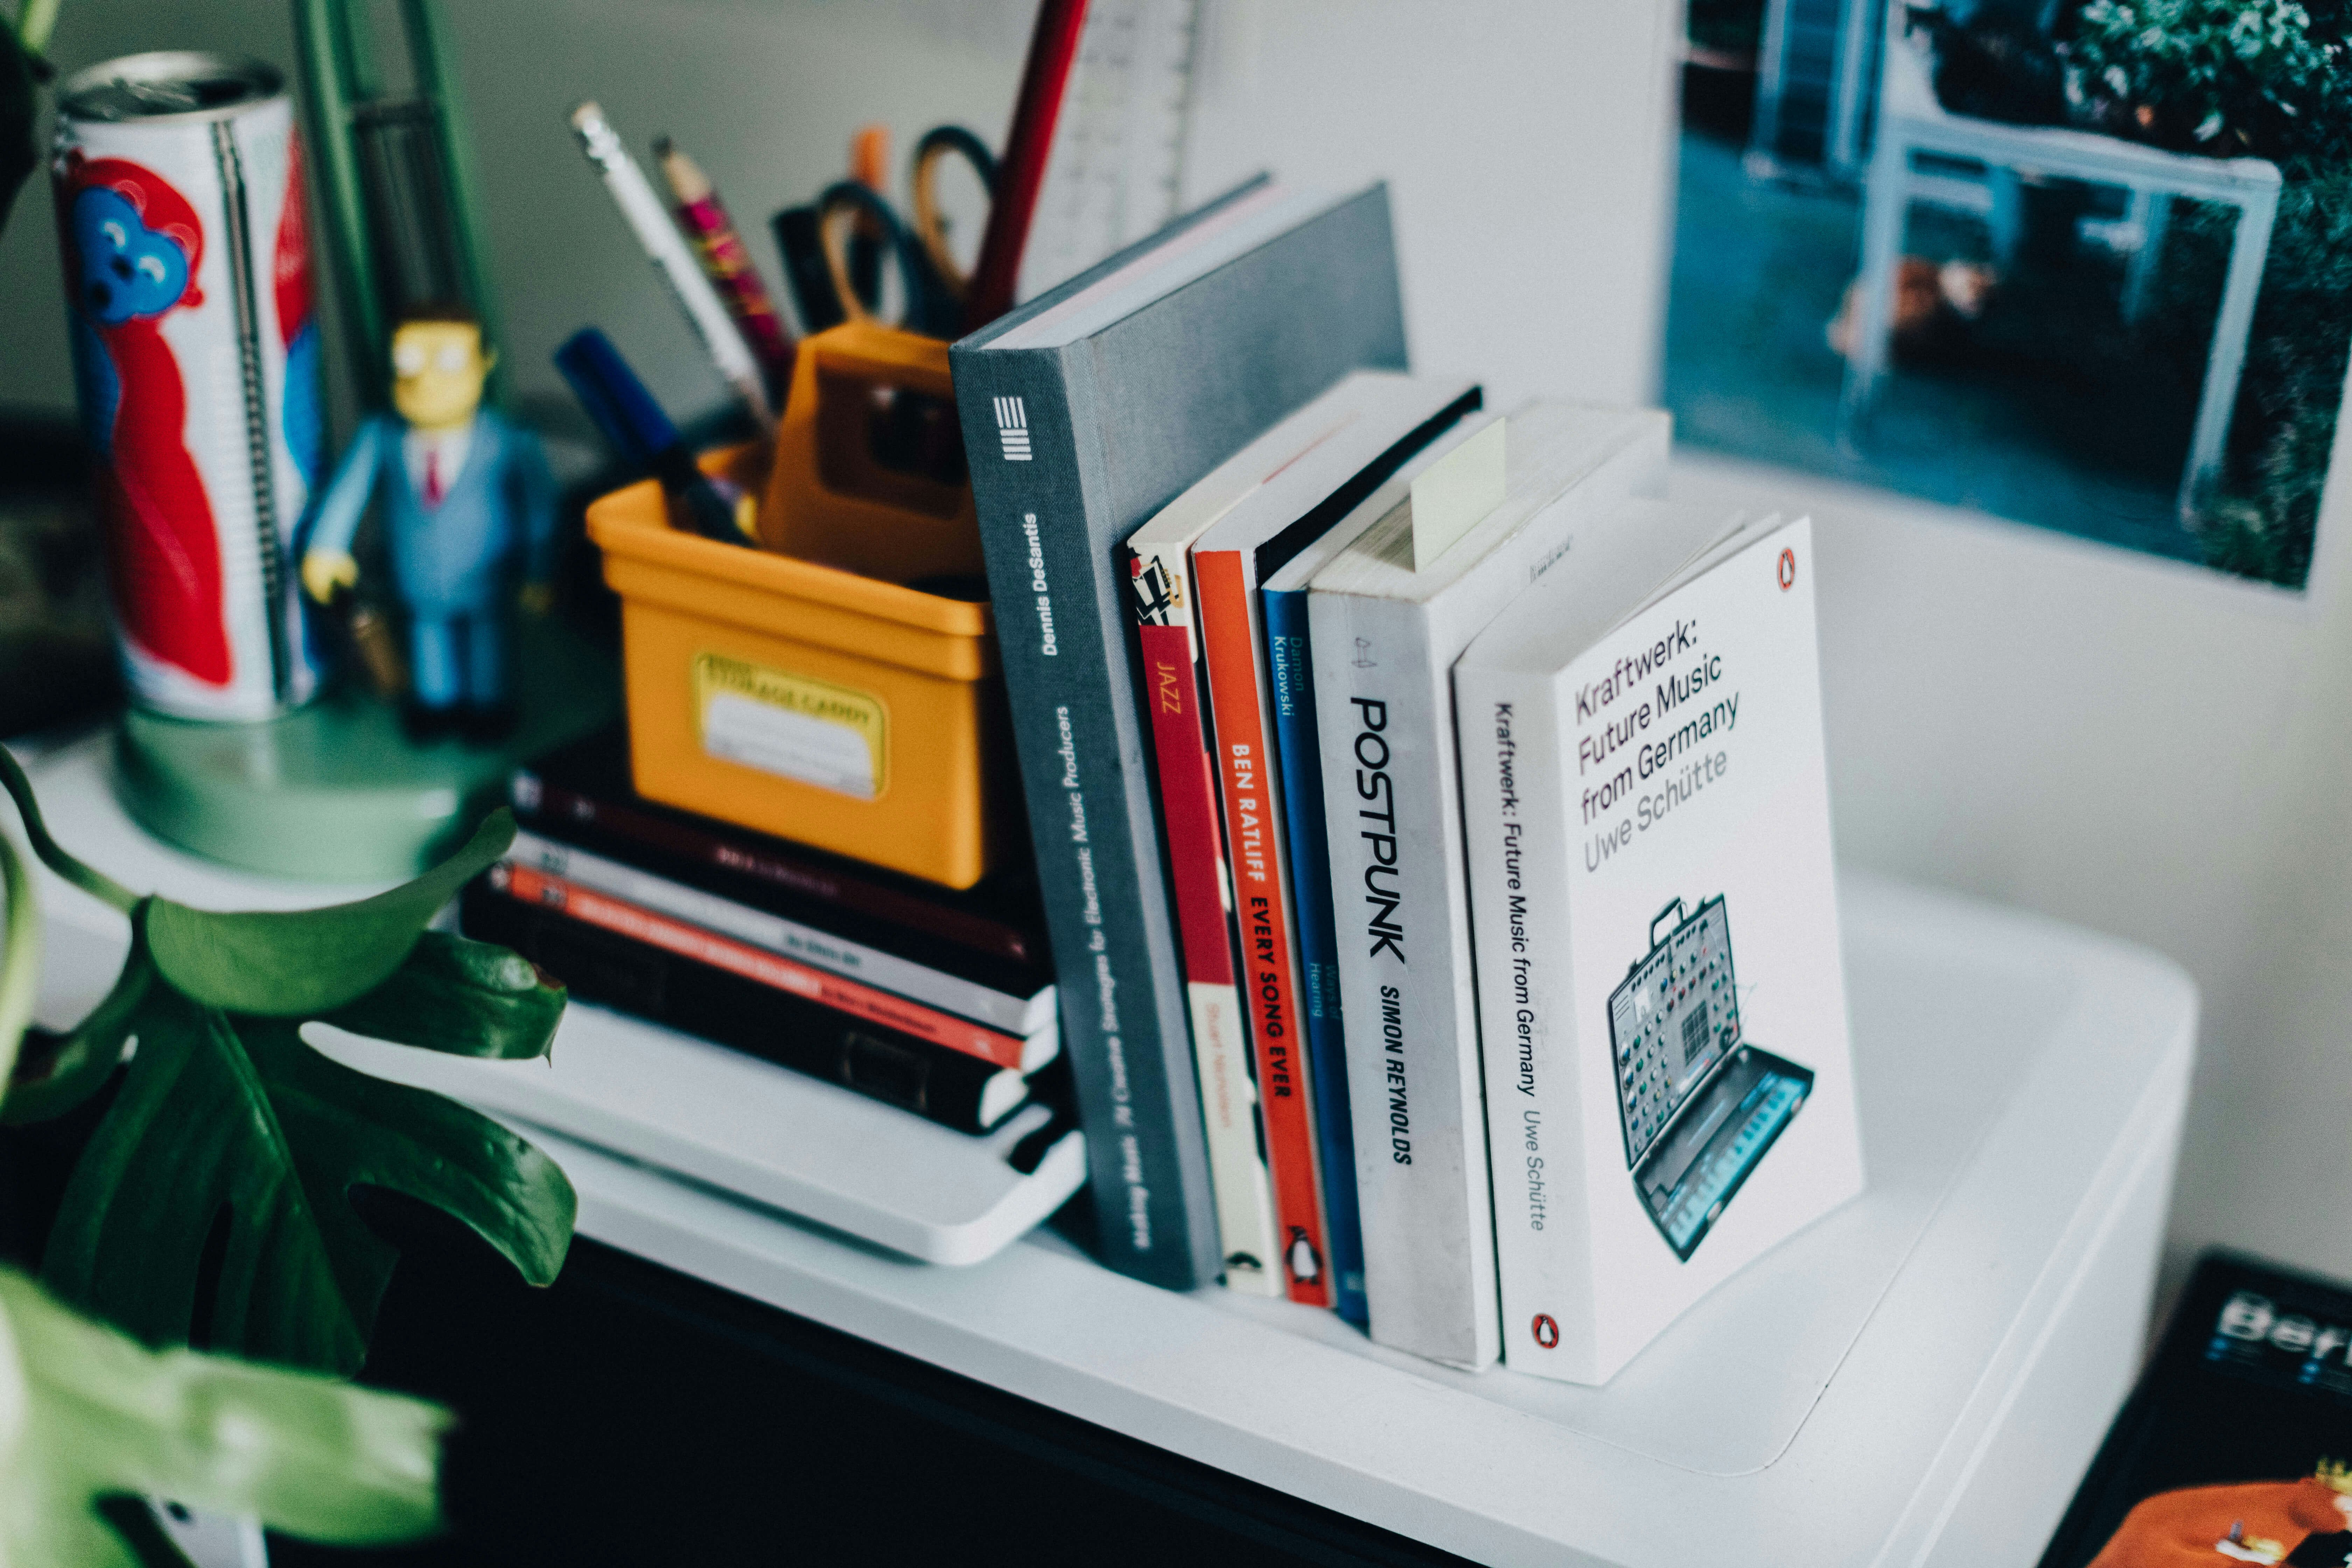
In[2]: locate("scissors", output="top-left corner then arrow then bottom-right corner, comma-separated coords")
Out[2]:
814,125 -> 997,339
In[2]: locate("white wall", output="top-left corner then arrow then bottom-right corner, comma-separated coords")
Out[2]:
6,0 -> 2346,1288
1183,0 -> 1681,412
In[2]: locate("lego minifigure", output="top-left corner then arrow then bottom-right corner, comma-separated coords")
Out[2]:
301,301 -> 555,742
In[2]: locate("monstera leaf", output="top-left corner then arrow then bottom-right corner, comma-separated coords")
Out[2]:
141,812 -> 518,1016
40,936 -> 574,1375
0,747 -> 576,1377
0,1267 -> 448,1567
0,793 -> 450,1566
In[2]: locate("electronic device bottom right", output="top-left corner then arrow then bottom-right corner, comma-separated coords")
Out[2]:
2042,1251 -> 2352,1568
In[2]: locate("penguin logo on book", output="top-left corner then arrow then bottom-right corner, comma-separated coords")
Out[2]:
993,396 -> 1031,461
1531,1313 -> 1560,1350
1778,547 -> 1797,591
1286,1227 -> 1322,1284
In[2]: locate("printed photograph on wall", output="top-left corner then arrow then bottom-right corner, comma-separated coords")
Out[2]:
1665,0 -> 2351,590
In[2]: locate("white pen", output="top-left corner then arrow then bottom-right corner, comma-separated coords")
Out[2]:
568,100 -> 774,426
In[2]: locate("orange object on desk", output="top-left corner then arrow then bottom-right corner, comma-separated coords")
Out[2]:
760,320 -> 981,581
583,441 -> 1009,889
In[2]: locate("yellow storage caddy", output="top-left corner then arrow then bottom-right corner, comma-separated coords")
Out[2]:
584,443 -> 1010,890
761,321 -> 982,581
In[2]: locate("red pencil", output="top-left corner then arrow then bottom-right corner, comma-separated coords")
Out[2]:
657,138 -> 797,401
962,0 -> 1090,331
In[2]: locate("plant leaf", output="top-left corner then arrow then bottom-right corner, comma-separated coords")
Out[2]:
0,745 -> 138,915
0,1267 -> 447,1566
315,930 -> 565,1059
0,828 -> 36,1090
143,811 -> 515,1016
42,994 -> 572,1376
18,788 -> 573,1378
248,1015 -> 574,1288
43,994 -> 360,1368
3,940 -> 154,1126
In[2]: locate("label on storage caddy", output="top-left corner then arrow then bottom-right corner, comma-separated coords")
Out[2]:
692,652 -> 888,800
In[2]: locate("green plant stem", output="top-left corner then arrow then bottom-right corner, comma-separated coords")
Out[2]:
0,749 -> 136,916
0,834 -> 35,1084
14,0 -> 61,56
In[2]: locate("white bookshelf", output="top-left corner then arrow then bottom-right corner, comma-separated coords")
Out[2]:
16,736 -> 2196,1567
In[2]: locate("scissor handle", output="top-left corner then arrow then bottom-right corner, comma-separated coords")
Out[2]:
1649,899 -> 1688,953
816,180 -> 929,332
908,125 -> 998,306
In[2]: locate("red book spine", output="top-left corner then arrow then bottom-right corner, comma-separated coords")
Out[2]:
1132,546 -> 1281,1296
1191,548 -> 1330,1307
1137,622 -> 1237,991
495,863 -> 1035,1071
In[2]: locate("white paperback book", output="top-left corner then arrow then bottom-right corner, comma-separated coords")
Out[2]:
1306,401 -> 1669,1370
1454,506 -> 1865,1385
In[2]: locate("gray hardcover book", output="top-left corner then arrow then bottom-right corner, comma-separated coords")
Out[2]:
952,181 -> 1408,1288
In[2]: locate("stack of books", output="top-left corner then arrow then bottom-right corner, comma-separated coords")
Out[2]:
948,177 -> 1865,1382
522,173 -> 1863,1380
462,725 -> 1064,1139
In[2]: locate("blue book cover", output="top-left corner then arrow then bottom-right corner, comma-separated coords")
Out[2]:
1264,583 -> 1368,1325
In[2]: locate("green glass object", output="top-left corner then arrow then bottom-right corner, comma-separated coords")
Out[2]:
293,0 -> 508,406
114,618 -> 615,882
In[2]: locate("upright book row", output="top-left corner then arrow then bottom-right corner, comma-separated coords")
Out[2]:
951,180 -> 1863,1384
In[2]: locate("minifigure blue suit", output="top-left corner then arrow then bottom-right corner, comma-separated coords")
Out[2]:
301,304 -> 555,740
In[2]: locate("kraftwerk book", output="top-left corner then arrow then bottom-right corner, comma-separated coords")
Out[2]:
1455,508 -> 1864,1384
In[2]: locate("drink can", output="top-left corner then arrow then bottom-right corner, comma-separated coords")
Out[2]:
53,52 -> 325,720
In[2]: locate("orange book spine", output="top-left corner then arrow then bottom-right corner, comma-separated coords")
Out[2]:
1190,548 -> 1331,1307
495,863 -> 1034,1071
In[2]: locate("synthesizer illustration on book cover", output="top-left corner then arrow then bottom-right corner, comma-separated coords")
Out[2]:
1608,895 -> 1812,1262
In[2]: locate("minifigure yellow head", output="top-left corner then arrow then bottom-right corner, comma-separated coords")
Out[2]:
390,302 -> 495,432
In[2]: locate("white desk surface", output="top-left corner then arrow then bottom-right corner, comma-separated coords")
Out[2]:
14,736 -> 2198,1567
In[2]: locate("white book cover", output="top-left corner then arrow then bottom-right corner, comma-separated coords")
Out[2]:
1455,509 -> 1864,1385
1306,401 -> 1670,1370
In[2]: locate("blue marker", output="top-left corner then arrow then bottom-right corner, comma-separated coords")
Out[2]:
555,327 -> 748,545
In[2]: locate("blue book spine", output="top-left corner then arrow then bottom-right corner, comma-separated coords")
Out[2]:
1263,583 -> 1368,1326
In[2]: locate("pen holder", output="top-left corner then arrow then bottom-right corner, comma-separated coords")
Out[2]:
761,320 -> 982,583
585,442 -> 1010,889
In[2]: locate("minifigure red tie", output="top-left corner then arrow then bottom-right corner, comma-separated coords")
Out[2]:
423,449 -> 444,508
